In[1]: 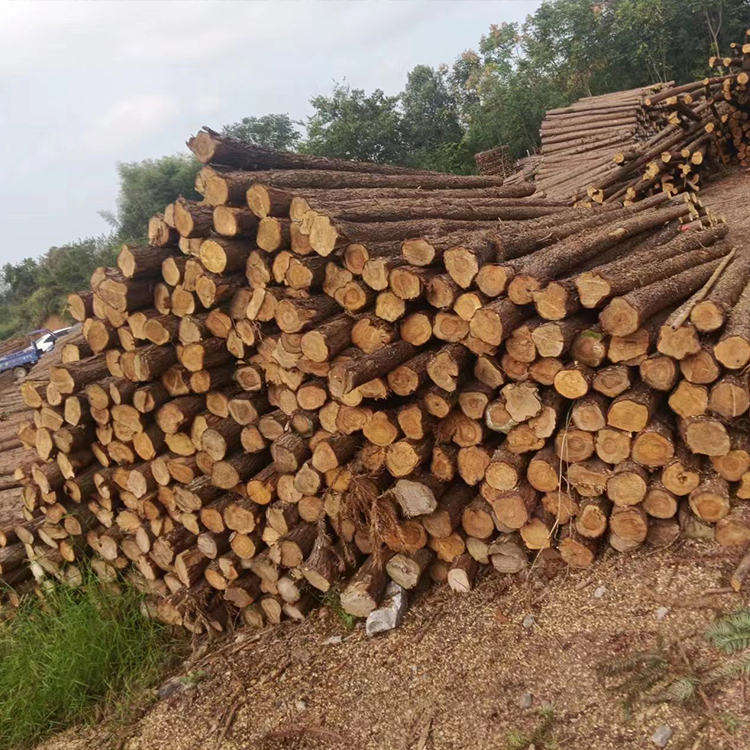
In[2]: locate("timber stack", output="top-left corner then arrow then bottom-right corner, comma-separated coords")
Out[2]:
544,37 -> 750,204
534,83 -> 672,200
6,128 -> 749,634
0,339 -> 80,598
502,153 -> 542,186
475,146 -> 516,178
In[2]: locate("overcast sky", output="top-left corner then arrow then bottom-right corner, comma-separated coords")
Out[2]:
1,0 -> 541,265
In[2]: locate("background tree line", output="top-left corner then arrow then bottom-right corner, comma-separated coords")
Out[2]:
1,0 -> 748,341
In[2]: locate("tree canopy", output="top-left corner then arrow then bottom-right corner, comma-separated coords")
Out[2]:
112,155 -> 201,242
222,114 -> 302,150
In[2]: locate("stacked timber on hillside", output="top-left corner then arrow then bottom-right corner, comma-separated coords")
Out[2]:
475,146 -> 516,178
503,153 -> 542,186
0,329 -> 89,597
541,36 -> 750,204
5,130 -> 749,633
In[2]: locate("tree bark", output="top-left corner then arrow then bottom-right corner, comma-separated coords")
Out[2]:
600,259 -> 723,337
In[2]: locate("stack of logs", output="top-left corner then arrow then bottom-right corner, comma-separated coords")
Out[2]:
0,336 -> 87,599
8,129 -> 750,633
542,39 -> 750,204
502,153 -> 542,186
475,146 -> 516,178
534,83 -> 672,199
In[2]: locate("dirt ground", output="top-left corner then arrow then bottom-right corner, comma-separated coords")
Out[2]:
37,543 -> 750,750
701,166 -> 750,238
33,169 -> 750,750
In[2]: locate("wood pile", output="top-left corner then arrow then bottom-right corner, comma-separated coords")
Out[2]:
0,341 -> 76,597
6,129 -> 748,634
541,38 -> 750,205
475,146 -> 516,178
503,153 -> 542,187
535,83 -> 672,200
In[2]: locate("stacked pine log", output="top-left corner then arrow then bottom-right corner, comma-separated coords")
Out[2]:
0,387 -> 38,596
0,329 -> 95,599
8,130 -> 749,633
534,83 -> 672,199
475,146 -> 516,178
502,153 -> 542,186
565,40 -> 750,204
0,360 -> 62,596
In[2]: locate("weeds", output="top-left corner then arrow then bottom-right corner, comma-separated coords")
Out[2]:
705,608 -> 750,654
321,585 -> 357,631
506,705 -> 559,750
596,638 -> 689,715
0,572 -> 184,748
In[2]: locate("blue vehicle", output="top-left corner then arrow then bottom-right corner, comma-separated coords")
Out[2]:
0,329 -> 57,379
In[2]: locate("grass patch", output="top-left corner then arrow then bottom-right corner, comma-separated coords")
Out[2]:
598,609 -> 750,722
320,585 -> 357,631
0,573 -> 184,748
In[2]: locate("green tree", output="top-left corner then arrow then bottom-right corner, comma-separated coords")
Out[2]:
0,235 -> 120,338
221,114 -> 302,150
113,155 -> 201,241
400,65 -> 471,171
304,83 -> 406,164
1,258 -> 39,301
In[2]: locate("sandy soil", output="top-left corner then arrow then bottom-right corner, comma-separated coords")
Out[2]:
33,169 -> 750,750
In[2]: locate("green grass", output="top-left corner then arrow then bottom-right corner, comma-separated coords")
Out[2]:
0,573 -> 184,748
320,585 -> 357,631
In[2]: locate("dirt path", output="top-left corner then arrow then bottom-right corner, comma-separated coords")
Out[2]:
36,171 -> 750,750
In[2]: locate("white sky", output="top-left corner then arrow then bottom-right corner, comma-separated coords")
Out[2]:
0,0 -> 541,264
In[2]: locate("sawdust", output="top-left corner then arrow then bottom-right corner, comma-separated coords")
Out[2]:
36,541 -> 750,750
702,166 -> 750,242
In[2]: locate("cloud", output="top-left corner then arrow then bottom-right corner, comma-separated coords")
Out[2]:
81,94 -> 181,155
0,0 -> 543,263
194,95 -> 223,116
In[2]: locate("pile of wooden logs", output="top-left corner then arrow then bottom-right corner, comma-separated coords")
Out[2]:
534,83 -> 672,199
7,128 -> 748,634
503,153 -> 542,186
475,146 -> 516,178
0,343 -> 75,598
542,39 -> 750,205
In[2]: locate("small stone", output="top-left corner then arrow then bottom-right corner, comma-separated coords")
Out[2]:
593,585 -> 607,598
366,582 -> 408,637
157,677 -> 196,700
294,700 -> 306,712
522,615 -> 535,629
651,725 -> 673,748
655,606 -> 669,621
518,692 -> 533,709
323,635 -> 343,646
